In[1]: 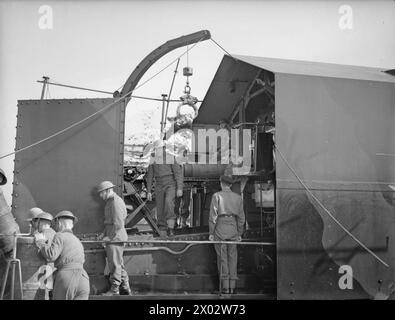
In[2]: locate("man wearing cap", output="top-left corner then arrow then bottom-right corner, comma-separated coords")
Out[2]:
97,181 -> 131,296
34,210 -> 90,300
145,142 -> 183,237
209,175 -> 246,294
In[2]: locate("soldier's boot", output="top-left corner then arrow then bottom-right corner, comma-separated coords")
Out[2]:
220,279 -> 230,294
167,218 -> 176,237
180,216 -> 188,228
101,284 -> 120,296
120,281 -> 132,296
158,227 -> 168,239
229,279 -> 237,294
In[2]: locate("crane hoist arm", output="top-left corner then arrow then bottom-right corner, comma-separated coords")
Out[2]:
118,30 -> 211,101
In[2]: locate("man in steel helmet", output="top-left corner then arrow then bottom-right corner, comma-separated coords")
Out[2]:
36,212 -> 56,244
34,211 -> 56,300
97,181 -> 132,296
26,207 -> 44,235
34,210 -> 90,300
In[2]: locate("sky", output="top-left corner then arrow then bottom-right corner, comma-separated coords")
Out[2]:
0,0 -> 394,204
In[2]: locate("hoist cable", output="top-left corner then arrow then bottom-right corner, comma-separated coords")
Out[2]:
164,58 -> 181,129
186,43 -> 190,86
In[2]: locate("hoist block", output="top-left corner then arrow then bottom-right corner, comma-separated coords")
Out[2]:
183,67 -> 193,77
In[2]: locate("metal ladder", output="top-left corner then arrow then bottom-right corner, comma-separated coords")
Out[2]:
0,235 -> 24,300
123,181 -> 161,236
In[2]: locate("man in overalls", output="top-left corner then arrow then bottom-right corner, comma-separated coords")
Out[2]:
34,211 -> 90,300
146,142 -> 183,237
209,175 -> 246,294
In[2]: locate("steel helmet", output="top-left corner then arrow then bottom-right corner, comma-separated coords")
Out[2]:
0,169 -> 7,186
97,181 -> 116,193
36,212 -> 53,222
26,207 -> 44,221
54,210 -> 78,223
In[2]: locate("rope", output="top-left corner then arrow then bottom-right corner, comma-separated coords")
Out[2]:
0,90 -> 133,161
36,80 -> 201,103
186,43 -> 190,90
274,142 -> 389,268
38,79 -> 113,95
210,38 -> 238,62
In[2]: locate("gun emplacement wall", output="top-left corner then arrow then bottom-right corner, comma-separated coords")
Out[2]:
276,73 -> 395,299
12,98 -> 125,235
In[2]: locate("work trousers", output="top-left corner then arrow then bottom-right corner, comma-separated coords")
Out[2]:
175,189 -> 191,219
155,177 -> 177,229
53,268 -> 90,300
105,244 -> 129,287
214,237 -> 238,281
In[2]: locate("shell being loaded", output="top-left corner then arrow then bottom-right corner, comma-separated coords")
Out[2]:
0,188 -> 20,255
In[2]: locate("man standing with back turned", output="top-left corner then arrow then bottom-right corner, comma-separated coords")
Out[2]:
34,210 -> 90,300
209,175 -> 246,294
97,181 -> 132,296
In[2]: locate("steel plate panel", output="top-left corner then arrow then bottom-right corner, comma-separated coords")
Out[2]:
276,74 -> 395,299
12,98 -> 125,234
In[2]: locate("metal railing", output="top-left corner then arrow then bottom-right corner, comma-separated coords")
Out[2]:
1,235 -> 275,299
82,238 -> 275,296
0,233 -> 30,300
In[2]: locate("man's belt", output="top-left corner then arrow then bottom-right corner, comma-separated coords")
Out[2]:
58,262 -> 84,271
